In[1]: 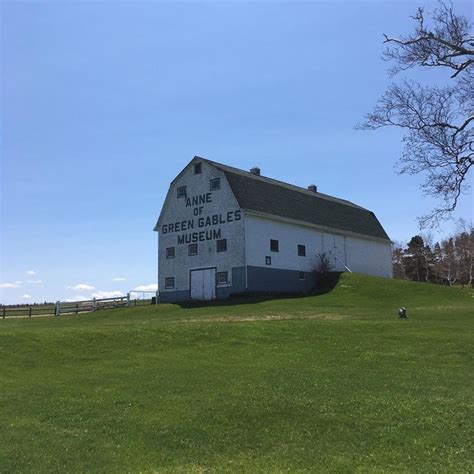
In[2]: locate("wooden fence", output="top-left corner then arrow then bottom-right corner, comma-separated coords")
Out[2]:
1,305 -> 56,318
56,295 -> 130,316
1,292 -> 159,319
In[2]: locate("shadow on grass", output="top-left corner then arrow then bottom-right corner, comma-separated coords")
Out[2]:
176,272 -> 342,309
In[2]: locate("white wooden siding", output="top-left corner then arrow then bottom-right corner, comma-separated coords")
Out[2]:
245,214 -> 392,278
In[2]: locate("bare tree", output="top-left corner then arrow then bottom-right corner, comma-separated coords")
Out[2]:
439,236 -> 458,286
432,242 -> 443,283
455,218 -> 474,286
358,2 -> 473,227
420,231 -> 435,281
392,241 -> 407,279
315,252 -> 332,275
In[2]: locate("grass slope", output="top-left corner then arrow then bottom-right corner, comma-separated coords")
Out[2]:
1,274 -> 473,472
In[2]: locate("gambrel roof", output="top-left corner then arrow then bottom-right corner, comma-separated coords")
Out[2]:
199,157 -> 390,242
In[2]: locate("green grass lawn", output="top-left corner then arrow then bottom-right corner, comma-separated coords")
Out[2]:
1,274 -> 473,472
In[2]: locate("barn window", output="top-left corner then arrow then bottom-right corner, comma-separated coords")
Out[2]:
217,271 -> 228,284
265,256 -> 272,265
188,243 -> 198,256
177,186 -> 187,198
194,162 -> 202,174
216,239 -> 227,252
298,272 -> 305,280
166,247 -> 175,259
210,178 -> 221,191
270,239 -> 279,252
298,244 -> 306,257
165,277 -> 174,289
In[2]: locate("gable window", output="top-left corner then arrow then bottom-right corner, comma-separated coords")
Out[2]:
265,256 -> 272,265
177,186 -> 187,198
210,178 -> 221,191
188,243 -> 198,256
217,271 -> 228,284
216,239 -> 227,252
166,247 -> 175,259
165,277 -> 175,289
194,162 -> 202,174
270,239 -> 279,252
298,272 -> 305,280
298,244 -> 306,257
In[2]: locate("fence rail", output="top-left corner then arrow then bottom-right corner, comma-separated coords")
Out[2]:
1,306 -> 56,318
1,291 -> 158,319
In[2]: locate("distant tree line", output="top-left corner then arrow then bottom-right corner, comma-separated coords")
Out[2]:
0,301 -> 54,308
393,220 -> 473,286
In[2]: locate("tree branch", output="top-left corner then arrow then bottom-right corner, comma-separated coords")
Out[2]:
358,1 -> 473,227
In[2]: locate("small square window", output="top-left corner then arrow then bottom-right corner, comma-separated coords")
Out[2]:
165,277 -> 174,289
194,162 -> 202,174
298,244 -> 306,257
217,271 -> 228,284
166,247 -> 175,259
177,186 -> 187,198
188,243 -> 198,256
216,239 -> 227,252
265,256 -> 272,265
298,271 -> 305,280
210,178 -> 221,191
270,239 -> 279,252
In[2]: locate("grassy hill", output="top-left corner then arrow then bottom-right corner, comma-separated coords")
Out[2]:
1,274 -> 472,472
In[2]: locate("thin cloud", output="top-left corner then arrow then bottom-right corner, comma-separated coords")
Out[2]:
67,283 -> 95,291
92,290 -> 123,299
26,279 -> 43,284
133,284 -> 158,292
23,294 -> 31,299
65,295 -> 88,302
112,277 -> 127,281
0,282 -> 22,288
26,270 -> 36,275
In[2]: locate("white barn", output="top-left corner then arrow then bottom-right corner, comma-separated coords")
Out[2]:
154,157 -> 392,302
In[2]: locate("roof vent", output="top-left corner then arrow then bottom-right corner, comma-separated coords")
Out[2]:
250,166 -> 261,176
308,184 -> 317,192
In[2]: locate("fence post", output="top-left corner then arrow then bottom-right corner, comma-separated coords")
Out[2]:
55,301 -> 61,317
29,307 -> 32,318
155,291 -> 159,304
2,307 -> 5,319
127,292 -> 130,307
75,303 -> 79,314
92,298 -> 96,312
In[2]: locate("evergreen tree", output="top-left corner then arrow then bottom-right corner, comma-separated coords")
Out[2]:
404,235 -> 427,282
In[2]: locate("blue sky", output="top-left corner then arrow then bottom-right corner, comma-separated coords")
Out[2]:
1,0 -> 472,304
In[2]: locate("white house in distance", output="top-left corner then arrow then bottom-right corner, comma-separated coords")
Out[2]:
154,156 -> 392,302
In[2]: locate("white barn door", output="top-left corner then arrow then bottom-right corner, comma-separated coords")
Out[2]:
323,233 -> 346,272
333,235 -> 346,271
190,269 -> 216,300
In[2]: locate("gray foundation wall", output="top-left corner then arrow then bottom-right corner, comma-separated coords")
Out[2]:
159,290 -> 190,303
159,266 -> 317,302
246,266 -> 316,293
216,266 -> 246,299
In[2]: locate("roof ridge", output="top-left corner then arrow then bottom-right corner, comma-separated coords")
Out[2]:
196,156 -> 366,211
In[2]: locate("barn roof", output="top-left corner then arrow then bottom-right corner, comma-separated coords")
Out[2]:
200,157 -> 390,242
